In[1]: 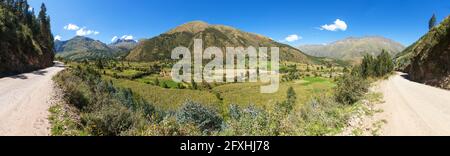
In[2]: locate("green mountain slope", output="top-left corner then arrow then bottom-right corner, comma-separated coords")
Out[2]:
0,2 -> 54,74
395,15 -> 450,89
298,36 -> 405,62
126,21 -> 316,64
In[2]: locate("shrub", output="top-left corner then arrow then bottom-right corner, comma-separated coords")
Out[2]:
228,104 -> 242,120
334,73 -> 369,105
54,66 -> 157,136
82,103 -> 137,136
130,116 -> 202,136
221,105 -> 268,136
176,101 -> 223,133
299,97 -> 348,136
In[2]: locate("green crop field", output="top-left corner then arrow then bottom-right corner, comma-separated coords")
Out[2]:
76,61 -> 339,113
213,77 -> 335,109
104,76 -> 221,111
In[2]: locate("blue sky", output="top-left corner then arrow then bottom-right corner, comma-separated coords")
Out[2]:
29,0 -> 449,46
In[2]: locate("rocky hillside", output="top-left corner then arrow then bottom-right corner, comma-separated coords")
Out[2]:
395,16 -> 450,89
126,21 -> 316,64
299,36 -> 405,62
56,36 -> 120,61
0,2 -> 54,74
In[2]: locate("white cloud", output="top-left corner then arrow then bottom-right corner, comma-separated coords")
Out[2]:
64,24 -> 80,31
28,7 -> 33,12
111,35 -> 134,42
111,36 -> 119,42
320,19 -> 348,31
54,35 -> 62,41
76,28 -> 100,36
284,34 -> 301,42
121,35 -> 134,40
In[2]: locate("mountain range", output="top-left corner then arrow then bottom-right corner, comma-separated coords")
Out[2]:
298,36 -> 405,62
395,15 -> 450,89
54,36 -> 137,60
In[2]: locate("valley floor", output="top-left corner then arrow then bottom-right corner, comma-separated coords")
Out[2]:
0,63 -> 64,136
375,72 -> 450,136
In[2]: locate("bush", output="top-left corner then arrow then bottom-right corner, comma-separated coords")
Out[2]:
334,73 -> 369,105
228,104 -> 242,120
82,103 -> 138,136
176,101 -> 223,133
54,66 -> 157,136
221,105 -> 269,136
299,97 -> 348,136
129,116 -> 202,136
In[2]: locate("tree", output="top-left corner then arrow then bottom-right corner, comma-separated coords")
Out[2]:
96,59 -> 104,69
286,87 -> 296,105
162,82 -> 169,89
280,87 -> 296,113
154,78 -> 160,86
38,3 -> 54,53
191,79 -> 198,90
429,14 -> 437,30
360,54 -> 375,78
375,50 -> 394,77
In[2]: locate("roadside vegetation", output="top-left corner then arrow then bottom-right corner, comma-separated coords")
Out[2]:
51,50 -> 394,136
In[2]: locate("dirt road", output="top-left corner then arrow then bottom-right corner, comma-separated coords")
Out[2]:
377,72 -> 450,136
0,63 -> 64,136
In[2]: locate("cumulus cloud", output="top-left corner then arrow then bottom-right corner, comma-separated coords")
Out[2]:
111,36 -> 119,42
54,35 -> 62,41
64,24 -> 80,31
320,19 -> 348,31
64,24 -> 99,36
121,35 -> 134,40
111,35 -> 134,42
284,34 -> 301,42
76,28 -> 100,36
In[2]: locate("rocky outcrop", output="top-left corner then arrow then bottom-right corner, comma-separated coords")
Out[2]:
396,16 -> 450,89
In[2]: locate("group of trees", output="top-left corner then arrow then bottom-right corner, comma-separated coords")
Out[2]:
0,0 -> 54,73
281,65 -> 302,82
335,50 -> 394,105
0,0 -> 53,51
360,50 -> 394,78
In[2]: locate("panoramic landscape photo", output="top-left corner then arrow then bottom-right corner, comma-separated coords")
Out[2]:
0,0 -> 449,136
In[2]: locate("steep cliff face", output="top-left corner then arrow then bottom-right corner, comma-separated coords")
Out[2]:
396,16 -> 450,89
0,2 -> 54,75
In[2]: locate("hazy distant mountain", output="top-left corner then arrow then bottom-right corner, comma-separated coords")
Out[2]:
395,16 -> 450,89
108,39 -> 138,57
55,36 -> 119,61
126,21 -> 318,64
54,40 -> 65,53
298,36 -> 405,61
